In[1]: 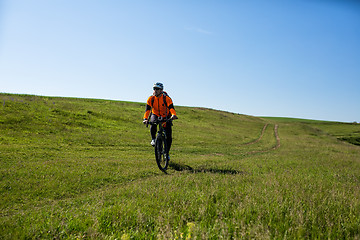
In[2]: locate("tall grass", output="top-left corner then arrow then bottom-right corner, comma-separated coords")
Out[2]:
1,93 -> 359,239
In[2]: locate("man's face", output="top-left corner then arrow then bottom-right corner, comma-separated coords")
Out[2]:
153,88 -> 162,96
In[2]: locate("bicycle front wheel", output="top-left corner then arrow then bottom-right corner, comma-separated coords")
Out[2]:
154,135 -> 169,171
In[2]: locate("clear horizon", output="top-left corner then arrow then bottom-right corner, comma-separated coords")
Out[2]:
1,0 -> 359,122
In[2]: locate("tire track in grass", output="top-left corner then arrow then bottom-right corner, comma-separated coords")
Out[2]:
245,124 -> 280,155
159,123 -> 278,173
242,124 -> 269,145
168,125 -> 281,174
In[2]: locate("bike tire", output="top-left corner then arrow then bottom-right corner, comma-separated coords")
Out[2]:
154,134 -> 169,171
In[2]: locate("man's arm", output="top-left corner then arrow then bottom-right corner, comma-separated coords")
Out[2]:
143,104 -> 151,119
166,96 -> 177,119
143,97 -> 153,123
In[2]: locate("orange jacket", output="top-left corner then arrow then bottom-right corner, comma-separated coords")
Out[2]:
143,93 -> 176,119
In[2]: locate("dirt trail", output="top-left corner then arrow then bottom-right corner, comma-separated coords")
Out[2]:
243,124 -> 268,145
274,124 -> 281,149
246,124 -> 280,154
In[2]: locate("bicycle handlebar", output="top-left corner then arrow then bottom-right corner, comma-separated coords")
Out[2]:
146,117 -> 174,128
151,117 -> 172,124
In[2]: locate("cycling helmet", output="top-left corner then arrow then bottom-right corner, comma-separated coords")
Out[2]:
153,82 -> 164,90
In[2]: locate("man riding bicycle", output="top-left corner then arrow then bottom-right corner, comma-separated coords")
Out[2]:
143,82 -> 178,160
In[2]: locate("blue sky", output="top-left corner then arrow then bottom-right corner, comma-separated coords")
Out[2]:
1,0 -> 359,122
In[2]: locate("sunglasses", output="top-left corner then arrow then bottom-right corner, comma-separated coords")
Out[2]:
153,88 -> 161,90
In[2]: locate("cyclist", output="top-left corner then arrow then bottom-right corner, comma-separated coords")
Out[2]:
143,82 -> 178,160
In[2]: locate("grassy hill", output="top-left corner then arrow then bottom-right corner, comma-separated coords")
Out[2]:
1,93 -> 359,239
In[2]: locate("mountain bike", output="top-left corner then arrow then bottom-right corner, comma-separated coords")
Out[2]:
148,117 -> 172,172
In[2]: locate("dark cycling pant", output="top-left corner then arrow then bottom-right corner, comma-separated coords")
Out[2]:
150,114 -> 172,154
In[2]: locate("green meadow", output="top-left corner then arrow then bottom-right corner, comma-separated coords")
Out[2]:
0,93 -> 359,239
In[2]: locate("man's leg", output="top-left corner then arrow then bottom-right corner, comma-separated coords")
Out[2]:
165,123 -> 172,154
149,114 -> 158,145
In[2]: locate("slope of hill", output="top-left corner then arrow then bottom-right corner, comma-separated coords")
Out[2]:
1,93 -> 359,239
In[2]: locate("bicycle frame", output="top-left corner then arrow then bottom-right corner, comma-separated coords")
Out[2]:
157,120 -> 167,137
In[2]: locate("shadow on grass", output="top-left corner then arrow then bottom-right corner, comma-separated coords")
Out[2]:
169,162 -> 246,175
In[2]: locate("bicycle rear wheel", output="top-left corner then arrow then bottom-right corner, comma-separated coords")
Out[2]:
154,134 -> 169,171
